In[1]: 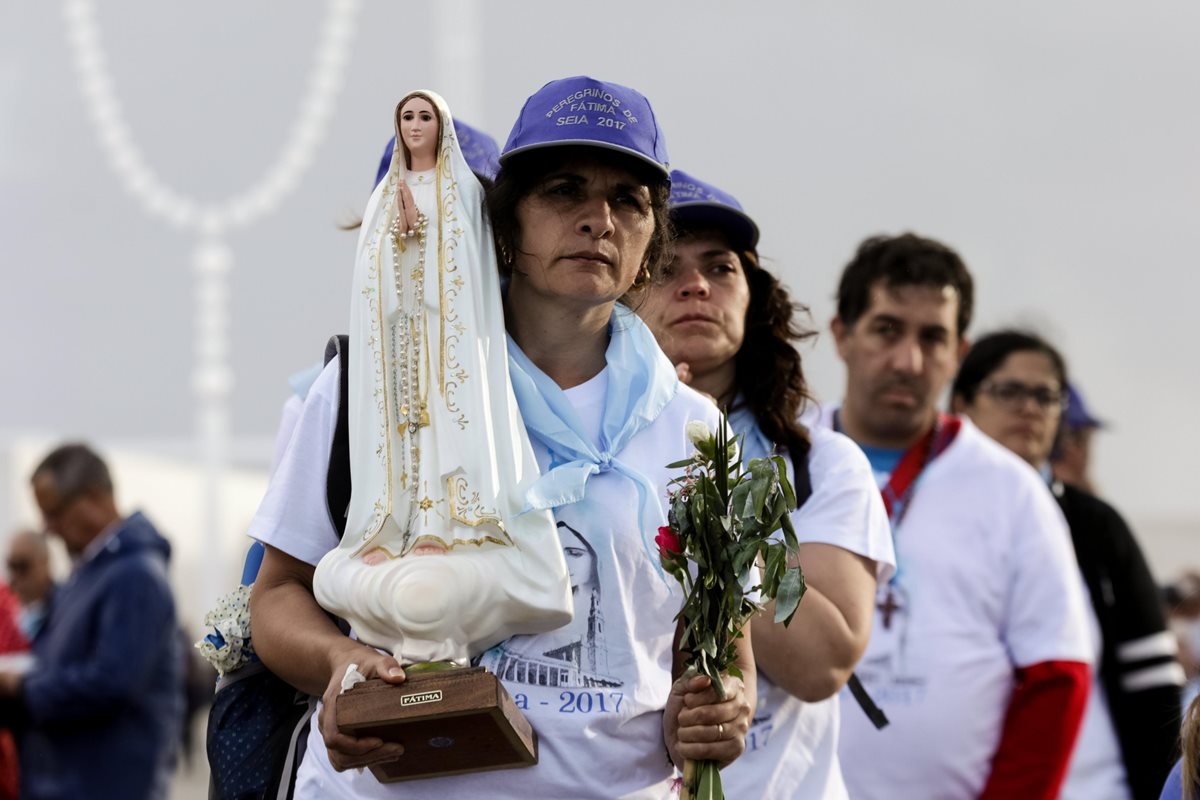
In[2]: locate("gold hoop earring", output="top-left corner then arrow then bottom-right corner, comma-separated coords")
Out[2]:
498,241 -> 513,267
632,263 -> 652,290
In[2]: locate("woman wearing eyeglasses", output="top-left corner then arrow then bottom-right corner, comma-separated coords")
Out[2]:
952,330 -> 1183,800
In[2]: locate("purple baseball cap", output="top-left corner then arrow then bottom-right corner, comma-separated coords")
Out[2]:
374,119 -> 501,186
1064,383 -> 1106,430
669,169 -> 760,251
500,76 -> 669,177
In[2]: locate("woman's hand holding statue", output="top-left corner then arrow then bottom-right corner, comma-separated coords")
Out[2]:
319,644 -> 408,772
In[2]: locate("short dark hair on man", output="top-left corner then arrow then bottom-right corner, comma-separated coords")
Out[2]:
951,330 -> 1068,404
836,232 -> 975,337
32,443 -> 113,497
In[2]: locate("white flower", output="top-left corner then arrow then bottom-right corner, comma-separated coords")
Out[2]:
686,420 -> 713,447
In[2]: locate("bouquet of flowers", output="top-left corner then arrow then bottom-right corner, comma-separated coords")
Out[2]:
657,419 -> 805,800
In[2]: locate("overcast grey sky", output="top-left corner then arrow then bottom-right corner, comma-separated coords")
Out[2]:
3,1 -> 1198,534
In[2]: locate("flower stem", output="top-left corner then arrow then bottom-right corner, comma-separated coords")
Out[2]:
680,759 -> 722,800
680,758 -> 697,800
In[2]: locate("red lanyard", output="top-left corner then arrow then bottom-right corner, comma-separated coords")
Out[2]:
886,413 -> 961,524
880,429 -> 934,520
837,411 -> 962,524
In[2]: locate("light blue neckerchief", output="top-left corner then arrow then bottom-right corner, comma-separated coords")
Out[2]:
507,306 -> 679,573
727,403 -> 774,464
287,362 -> 324,401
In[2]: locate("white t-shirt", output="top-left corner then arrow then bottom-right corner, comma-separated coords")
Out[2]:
1060,601 -> 1131,800
721,423 -> 894,800
269,394 -> 304,474
269,361 -> 325,473
248,359 -> 722,799
827,416 -> 1092,800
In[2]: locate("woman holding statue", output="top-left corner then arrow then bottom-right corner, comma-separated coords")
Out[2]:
247,77 -> 755,798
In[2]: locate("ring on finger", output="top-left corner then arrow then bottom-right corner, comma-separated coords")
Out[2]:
717,722 -> 724,740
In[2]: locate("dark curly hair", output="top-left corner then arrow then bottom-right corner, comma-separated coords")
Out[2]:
734,248 -> 817,469
671,224 -> 817,469
487,146 -> 673,292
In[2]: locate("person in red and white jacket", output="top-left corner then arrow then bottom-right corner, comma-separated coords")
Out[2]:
825,233 -> 1093,800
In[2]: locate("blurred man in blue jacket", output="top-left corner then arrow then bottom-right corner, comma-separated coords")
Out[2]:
0,443 -> 182,800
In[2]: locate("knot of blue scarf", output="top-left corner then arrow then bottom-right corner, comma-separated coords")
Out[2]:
506,307 -> 678,571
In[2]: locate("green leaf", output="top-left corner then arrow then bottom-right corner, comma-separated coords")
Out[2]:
747,459 -> 773,520
666,458 -> 696,469
764,545 -> 785,593
732,541 -> 759,579
673,498 -> 693,536
730,480 -> 753,522
771,454 -> 796,510
696,761 -> 722,800
762,492 -> 786,532
774,566 -> 807,626
703,661 -> 724,698
691,490 -> 707,525
681,613 -> 702,650
779,510 -> 799,553
714,422 -> 729,498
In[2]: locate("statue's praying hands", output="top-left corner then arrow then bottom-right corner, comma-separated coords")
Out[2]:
396,182 -> 422,238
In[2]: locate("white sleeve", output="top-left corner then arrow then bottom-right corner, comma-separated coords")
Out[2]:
791,428 -> 896,583
268,394 -> 305,475
247,359 -> 342,567
1003,476 -> 1093,667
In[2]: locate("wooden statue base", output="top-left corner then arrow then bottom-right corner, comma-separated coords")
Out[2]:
335,666 -> 537,783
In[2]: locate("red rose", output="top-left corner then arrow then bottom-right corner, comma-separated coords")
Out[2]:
656,526 -> 682,559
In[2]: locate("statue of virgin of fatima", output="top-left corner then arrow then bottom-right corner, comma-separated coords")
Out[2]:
313,90 -> 572,665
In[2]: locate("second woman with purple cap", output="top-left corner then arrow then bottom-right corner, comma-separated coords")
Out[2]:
638,170 -> 896,799
248,78 -> 756,799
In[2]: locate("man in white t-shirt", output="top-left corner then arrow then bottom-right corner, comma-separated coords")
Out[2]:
826,233 -> 1093,800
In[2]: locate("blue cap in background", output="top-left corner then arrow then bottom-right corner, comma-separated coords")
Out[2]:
375,118 -> 501,186
668,169 -> 760,251
1064,383 -> 1106,430
500,76 -> 669,176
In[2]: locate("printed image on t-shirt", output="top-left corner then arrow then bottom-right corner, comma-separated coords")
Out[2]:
486,522 -> 623,688
857,579 -> 928,705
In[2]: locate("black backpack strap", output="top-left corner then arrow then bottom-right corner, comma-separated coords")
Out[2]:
324,335 -> 351,538
787,443 -> 814,510
846,674 -> 889,729
788,444 -> 889,730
